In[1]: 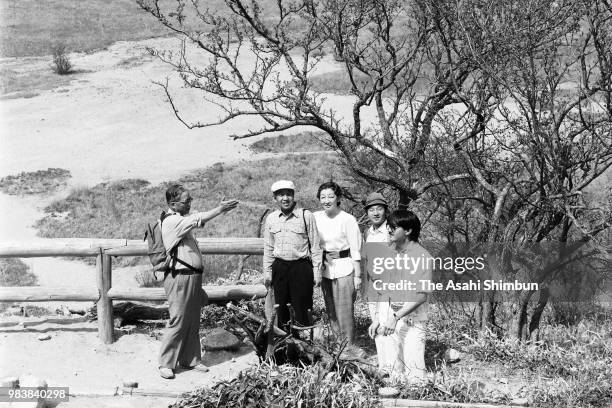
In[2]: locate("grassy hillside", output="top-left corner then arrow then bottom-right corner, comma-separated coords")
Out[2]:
0,0 -> 167,57
0,0 -> 281,58
34,138 -> 356,279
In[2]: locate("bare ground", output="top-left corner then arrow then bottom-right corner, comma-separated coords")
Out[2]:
0,316 -> 258,407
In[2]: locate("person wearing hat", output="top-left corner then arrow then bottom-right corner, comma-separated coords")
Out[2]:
263,180 -> 322,332
361,192 -> 396,373
363,192 -> 390,243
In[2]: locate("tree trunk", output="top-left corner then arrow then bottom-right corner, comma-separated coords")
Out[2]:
397,188 -> 418,209
508,291 -> 534,340
478,294 -> 495,333
527,288 -> 550,341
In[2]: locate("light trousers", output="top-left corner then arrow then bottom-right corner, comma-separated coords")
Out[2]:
370,302 -> 427,381
322,275 -> 355,342
158,272 -> 205,369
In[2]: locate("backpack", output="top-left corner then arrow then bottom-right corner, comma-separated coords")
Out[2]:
143,211 -> 197,278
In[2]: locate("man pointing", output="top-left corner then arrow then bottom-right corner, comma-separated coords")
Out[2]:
158,184 -> 238,379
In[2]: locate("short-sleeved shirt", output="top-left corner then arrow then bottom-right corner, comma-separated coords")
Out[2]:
161,209 -> 209,271
314,210 -> 362,279
263,207 -> 322,279
362,240 -> 433,323
392,242 -> 433,322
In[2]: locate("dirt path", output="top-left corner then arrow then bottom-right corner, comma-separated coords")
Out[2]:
0,317 -> 258,407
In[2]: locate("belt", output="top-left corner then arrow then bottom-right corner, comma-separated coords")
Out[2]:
274,257 -> 311,263
324,249 -> 350,263
166,268 -> 203,277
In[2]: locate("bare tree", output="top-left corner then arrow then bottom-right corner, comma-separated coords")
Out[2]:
431,0 -> 612,336
138,0 -> 612,337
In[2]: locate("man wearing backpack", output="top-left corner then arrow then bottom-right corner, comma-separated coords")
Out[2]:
263,180 -> 322,334
158,184 -> 238,379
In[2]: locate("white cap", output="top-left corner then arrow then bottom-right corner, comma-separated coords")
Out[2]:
271,180 -> 295,193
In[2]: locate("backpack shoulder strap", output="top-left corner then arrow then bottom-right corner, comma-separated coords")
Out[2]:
161,211 -> 200,272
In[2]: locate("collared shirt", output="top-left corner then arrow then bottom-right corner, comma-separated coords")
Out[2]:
366,221 -> 390,243
364,221 -> 390,319
263,206 -> 322,279
161,209 -> 208,271
314,210 -> 362,279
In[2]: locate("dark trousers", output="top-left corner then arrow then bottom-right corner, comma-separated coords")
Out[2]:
272,258 -> 313,331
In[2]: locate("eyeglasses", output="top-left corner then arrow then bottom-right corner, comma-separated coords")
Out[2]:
387,224 -> 399,233
174,197 -> 193,205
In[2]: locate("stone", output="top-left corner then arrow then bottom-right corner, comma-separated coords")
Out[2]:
469,380 -> 486,394
56,305 -> 71,316
443,348 -> 463,363
511,397 -> 529,406
37,334 -> 51,341
0,377 -> 19,388
201,328 -> 241,351
378,387 -> 400,397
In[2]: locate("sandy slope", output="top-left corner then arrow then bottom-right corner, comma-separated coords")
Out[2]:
0,34 -> 374,300
0,35 -> 374,186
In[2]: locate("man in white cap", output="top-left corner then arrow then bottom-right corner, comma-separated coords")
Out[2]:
263,180 -> 322,332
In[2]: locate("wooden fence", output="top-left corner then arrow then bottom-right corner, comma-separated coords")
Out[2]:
0,238 -> 266,343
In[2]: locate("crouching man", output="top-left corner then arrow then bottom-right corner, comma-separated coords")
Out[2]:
158,184 -> 238,379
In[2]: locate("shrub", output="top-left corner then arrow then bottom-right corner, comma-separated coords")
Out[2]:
50,44 -> 72,75
134,268 -> 163,288
0,258 -> 37,286
248,132 -> 331,153
172,362 -> 382,408
0,168 -> 71,195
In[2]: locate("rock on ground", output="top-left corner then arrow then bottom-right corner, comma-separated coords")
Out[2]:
201,328 -> 241,351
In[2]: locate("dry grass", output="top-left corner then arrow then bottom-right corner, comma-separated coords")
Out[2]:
0,168 -> 71,195
249,132 -> 331,154
0,258 -> 37,286
0,0 -> 284,58
173,361 -> 382,408
34,149 -> 352,282
0,258 -> 38,314
0,0 -> 169,58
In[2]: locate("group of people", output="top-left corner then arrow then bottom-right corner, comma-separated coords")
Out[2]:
156,180 -> 432,384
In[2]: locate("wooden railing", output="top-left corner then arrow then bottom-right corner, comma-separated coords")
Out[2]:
0,238 -> 266,343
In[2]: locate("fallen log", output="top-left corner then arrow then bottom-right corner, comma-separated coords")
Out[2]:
87,301 -> 170,326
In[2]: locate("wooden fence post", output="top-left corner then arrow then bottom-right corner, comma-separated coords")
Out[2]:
97,251 -> 113,344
